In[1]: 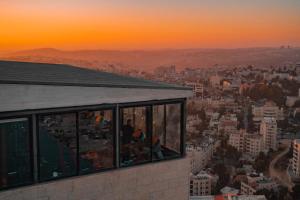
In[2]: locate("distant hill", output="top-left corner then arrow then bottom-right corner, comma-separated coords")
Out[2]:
1,47 -> 300,72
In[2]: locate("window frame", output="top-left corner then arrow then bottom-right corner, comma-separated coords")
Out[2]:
77,108 -> 117,174
36,105 -> 117,183
118,98 -> 185,167
0,98 -> 186,190
0,115 -> 34,191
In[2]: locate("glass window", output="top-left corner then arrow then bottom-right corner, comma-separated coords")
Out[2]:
78,110 -> 114,174
38,113 -> 77,181
0,118 -> 32,189
166,103 -> 182,154
120,106 -> 151,166
152,103 -> 182,160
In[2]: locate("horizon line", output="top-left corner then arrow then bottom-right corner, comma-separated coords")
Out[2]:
1,45 -> 300,54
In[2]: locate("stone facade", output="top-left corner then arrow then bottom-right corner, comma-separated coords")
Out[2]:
0,158 -> 190,200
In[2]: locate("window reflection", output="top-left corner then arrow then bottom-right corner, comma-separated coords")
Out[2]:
166,104 -> 181,153
38,113 -> 77,181
152,103 -> 181,160
79,110 -> 114,173
120,107 -> 151,166
0,118 -> 32,189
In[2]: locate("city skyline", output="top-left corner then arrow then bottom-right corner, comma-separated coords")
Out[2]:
1,0 -> 300,51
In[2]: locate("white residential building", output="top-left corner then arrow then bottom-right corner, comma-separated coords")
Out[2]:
241,173 -> 277,195
244,134 -> 264,157
260,117 -> 277,151
252,101 -> 284,122
186,142 -> 214,174
228,129 -> 245,152
228,130 -> 264,157
190,171 -> 218,196
186,82 -> 204,97
292,139 -> 300,177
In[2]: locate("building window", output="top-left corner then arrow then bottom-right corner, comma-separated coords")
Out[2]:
0,118 -> 32,189
152,103 -> 182,160
120,106 -> 151,166
38,113 -> 77,181
78,110 -> 114,174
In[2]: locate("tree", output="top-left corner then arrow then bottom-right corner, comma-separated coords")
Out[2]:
253,152 -> 269,173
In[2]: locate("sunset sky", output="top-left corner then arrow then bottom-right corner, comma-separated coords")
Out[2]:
1,0 -> 300,51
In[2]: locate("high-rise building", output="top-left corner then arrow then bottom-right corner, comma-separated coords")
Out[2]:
292,139 -> 300,177
260,117 -> 277,151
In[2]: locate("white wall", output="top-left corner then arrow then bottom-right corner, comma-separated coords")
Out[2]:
0,84 -> 192,112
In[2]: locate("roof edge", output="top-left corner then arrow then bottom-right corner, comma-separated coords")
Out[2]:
0,80 -> 192,91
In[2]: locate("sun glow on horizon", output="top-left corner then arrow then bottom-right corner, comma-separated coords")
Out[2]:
1,0 -> 300,51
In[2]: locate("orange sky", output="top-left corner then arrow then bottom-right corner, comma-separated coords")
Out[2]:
1,0 -> 300,51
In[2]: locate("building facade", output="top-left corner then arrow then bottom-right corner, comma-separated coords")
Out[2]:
0,61 -> 193,200
260,117 -> 277,151
190,171 -> 218,196
292,139 -> 300,177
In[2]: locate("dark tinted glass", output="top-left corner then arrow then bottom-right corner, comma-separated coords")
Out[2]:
38,113 -> 77,181
0,118 -> 32,189
152,104 -> 181,160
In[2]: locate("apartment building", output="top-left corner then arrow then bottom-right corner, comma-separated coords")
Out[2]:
260,117 -> 278,151
241,173 -> 277,195
218,114 -> 238,135
252,101 -> 284,122
186,142 -> 214,174
228,130 -> 263,157
190,171 -> 218,196
185,82 -> 204,97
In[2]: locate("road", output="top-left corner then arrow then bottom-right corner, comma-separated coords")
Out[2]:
269,140 -> 293,190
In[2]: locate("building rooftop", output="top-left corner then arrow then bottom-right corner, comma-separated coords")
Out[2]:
0,60 -> 192,113
0,60 -> 190,90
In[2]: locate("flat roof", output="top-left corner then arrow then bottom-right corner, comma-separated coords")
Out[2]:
0,60 -> 190,90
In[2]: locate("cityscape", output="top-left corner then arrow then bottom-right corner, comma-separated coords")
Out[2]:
1,1 -> 300,200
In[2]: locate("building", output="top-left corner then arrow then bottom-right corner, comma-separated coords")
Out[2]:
241,173 -> 277,195
260,117 -> 278,151
186,141 -> 214,174
218,114 -> 238,135
292,139 -> 300,177
244,134 -> 264,157
228,130 -> 263,157
0,61 -> 193,200
185,82 -> 204,97
190,171 -> 218,196
190,194 -> 267,200
228,129 -> 246,152
187,114 -> 201,135
252,101 -> 283,123
220,186 -> 239,195
209,74 -> 221,88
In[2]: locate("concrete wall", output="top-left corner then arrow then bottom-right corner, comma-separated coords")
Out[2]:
0,158 -> 190,200
0,84 -> 192,112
